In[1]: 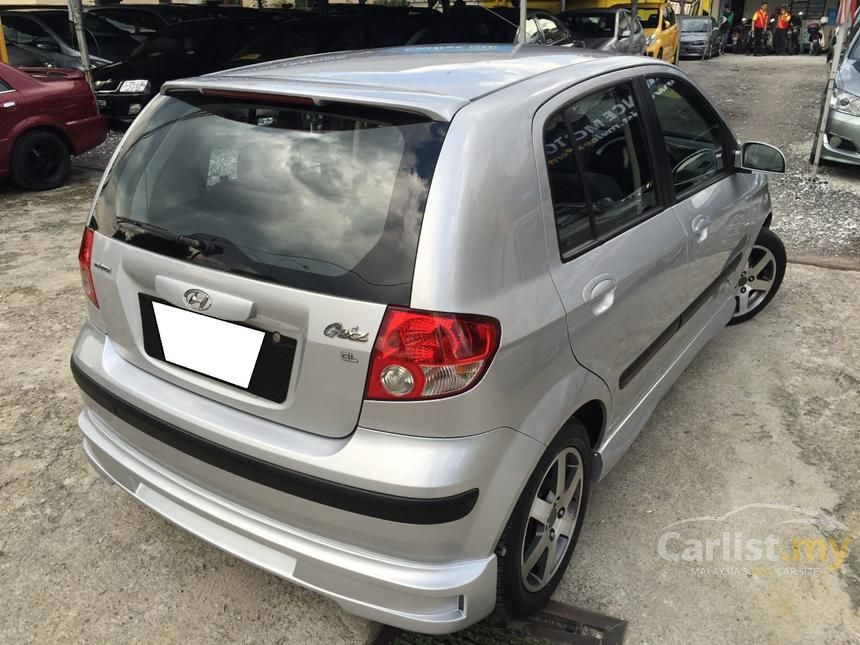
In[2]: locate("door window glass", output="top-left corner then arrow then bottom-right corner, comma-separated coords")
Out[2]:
0,79 -> 11,92
647,77 -> 726,194
525,17 -> 542,43
538,16 -> 567,44
543,83 -> 658,258
618,12 -> 629,34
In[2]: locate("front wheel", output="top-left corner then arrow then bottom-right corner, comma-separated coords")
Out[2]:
729,227 -> 786,324
496,421 -> 591,617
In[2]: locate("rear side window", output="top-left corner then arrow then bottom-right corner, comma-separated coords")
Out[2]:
92,93 -> 447,305
543,84 -> 657,259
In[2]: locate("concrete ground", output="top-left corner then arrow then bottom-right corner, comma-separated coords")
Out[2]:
0,55 -> 858,644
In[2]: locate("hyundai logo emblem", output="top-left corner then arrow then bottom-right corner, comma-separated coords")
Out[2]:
183,289 -> 212,312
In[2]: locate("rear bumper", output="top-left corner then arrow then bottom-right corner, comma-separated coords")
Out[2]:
70,321 -> 544,632
66,114 -> 107,156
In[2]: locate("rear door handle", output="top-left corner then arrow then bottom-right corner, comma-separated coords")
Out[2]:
583,275 -> 617,316
692,215 -> 711,243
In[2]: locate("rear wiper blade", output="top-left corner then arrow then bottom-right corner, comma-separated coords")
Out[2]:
114,217 -> 220,256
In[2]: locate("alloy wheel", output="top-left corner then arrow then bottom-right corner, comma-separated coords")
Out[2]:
520,447 -> 584,592
735,243 -> 777,317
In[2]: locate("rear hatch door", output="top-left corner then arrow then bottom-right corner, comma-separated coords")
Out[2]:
88,89 -> 446,438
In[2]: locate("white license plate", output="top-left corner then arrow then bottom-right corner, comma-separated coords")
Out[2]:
152,302 -> 265,388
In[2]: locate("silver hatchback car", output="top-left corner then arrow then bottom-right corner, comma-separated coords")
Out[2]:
71,46 -> 787,634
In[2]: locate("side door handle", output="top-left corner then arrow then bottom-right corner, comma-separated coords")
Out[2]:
583,275 -> 617,316
1,101 -> 16,110
692,214 -> 711,243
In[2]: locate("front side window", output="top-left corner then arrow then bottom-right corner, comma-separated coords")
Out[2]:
664,6 -> 676,26
617,12 -> 630,34
544,83 -> 658,259
0,78 -> 11,92
647,77 -> 726,195
92,93 -> 447,305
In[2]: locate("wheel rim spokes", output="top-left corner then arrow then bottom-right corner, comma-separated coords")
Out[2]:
735,244 -> 776,316
26,142 -> 62,180
521,447 -> 584,592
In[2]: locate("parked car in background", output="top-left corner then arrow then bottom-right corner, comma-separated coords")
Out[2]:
92,18 -> 273,128
6,42 -> 53,67
818,23 -> 860,164
87,4 -> 213,43
0,62 -> 106,190
678,15 -> 721,58
71,45 -> 786,635
227,13 -> 438,67
557,7 -> 645,54
636,2 -> 680,63
87,3 -> 298,43
407,7 -> 575,46
0,9 -> 138,68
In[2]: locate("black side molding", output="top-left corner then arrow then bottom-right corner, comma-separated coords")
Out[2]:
70,359 -> 478,525
619,252 -> 742,390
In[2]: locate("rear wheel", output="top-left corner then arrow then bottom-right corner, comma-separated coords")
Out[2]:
496,421 -> 591,617
729,228 -> 786,324
10,130 -> 71,191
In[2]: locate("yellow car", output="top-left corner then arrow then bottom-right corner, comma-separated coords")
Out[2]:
637,2 -> 680,63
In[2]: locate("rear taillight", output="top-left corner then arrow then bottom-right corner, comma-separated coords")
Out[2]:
78,226 -> 98,308
365,307 -> 501,401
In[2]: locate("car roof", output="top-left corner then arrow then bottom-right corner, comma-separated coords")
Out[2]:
165,45 -> 651,121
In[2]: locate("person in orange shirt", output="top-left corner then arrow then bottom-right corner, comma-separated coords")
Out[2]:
752,2 -> 769,55
775,6 -> 791,54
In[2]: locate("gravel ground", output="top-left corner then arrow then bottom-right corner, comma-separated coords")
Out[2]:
1,55 -> 858,645
684,54 -> 860,265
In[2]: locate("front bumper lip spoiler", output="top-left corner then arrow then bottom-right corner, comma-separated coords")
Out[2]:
70,357 -> 479,525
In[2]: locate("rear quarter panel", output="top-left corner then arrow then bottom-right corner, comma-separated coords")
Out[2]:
359,66 -> 616,447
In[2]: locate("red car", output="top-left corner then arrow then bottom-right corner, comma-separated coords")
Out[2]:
0,62 -> 106,190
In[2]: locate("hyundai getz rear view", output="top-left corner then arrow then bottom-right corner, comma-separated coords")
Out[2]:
71,46 -> 786,634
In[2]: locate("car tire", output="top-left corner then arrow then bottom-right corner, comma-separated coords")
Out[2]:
728,227 -> 786,325
10,129 -> 71,191
496,420 -> 591,618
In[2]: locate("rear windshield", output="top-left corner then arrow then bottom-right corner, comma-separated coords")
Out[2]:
91,93 -> 448,305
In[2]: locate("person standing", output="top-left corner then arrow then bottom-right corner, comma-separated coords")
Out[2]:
775,6 -> 791,54
788,10 -> 802,53
752,2 -> 769,55
720,4 -> 735,52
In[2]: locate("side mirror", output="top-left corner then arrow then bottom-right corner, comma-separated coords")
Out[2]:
736,142 -> 786,174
